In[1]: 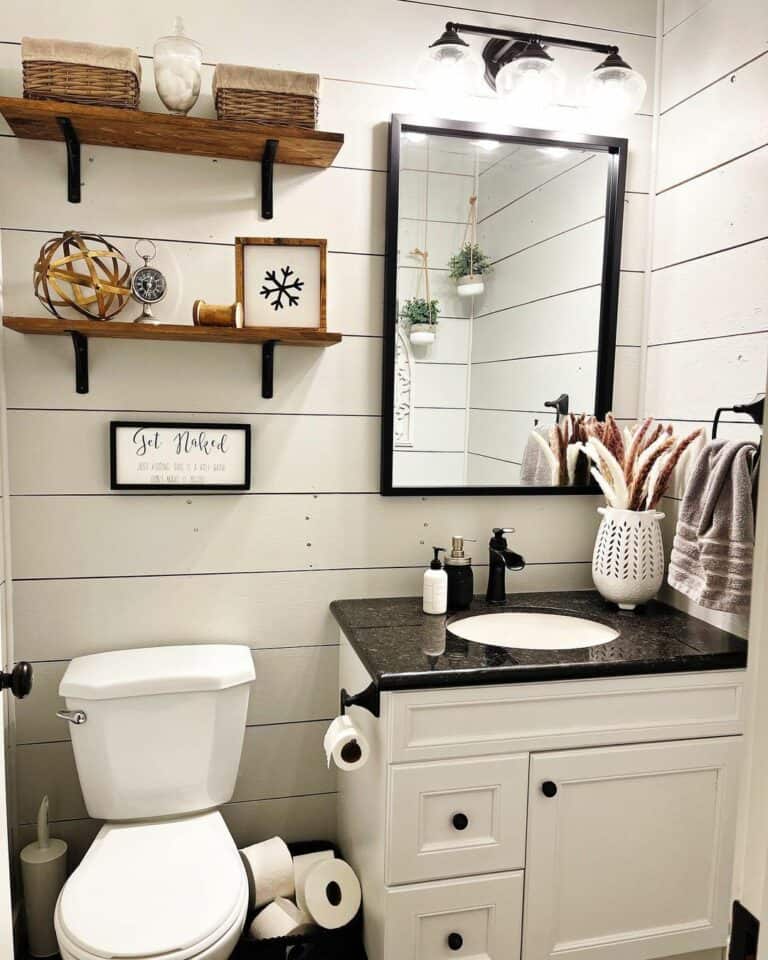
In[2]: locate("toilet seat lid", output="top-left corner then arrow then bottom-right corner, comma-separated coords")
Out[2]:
58,811 -> 245,958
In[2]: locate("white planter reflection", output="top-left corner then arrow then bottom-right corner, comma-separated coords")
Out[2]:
409,323 -> 437,345
457,274 -> 485,298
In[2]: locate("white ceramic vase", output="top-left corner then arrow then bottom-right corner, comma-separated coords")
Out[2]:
409,323 -> 436,345
592,507 -> 665,610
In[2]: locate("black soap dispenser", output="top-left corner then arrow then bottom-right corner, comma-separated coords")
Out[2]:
445,535 -> 476,611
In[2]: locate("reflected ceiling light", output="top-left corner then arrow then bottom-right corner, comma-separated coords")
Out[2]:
417,22 -> 647,124
583,51 -> 647,118
416,25 -> 478,99
471,138 -> 500,152
495,40 -> 565,114
403,131 -> 427,144
538,146 -> 570,159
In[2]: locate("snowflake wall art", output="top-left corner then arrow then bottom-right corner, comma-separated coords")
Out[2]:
236,237 -> 327,331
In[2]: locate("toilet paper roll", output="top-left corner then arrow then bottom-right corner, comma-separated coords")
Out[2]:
248,897 -> 315,940
302,858 -> 362,930
323,715 -> 370,771
240,836 -> 295,909
294,849 -> 335,913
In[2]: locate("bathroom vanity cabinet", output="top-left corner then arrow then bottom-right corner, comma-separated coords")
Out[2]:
335,622 -> 744,960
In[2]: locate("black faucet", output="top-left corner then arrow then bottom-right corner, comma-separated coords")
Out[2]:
486,528 -> 526,604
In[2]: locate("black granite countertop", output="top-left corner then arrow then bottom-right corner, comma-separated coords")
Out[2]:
330,591 -> 747,690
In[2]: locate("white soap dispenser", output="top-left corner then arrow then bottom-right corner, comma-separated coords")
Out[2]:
423,546 -> 448,615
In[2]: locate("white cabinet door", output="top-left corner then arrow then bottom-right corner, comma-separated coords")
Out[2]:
384,871 -> 524,960
523,737 -> 740,960
387,754 -> 528,884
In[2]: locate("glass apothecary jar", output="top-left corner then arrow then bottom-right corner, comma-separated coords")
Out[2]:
153,17 -> 202,116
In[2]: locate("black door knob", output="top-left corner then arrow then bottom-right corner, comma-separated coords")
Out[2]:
447,932 -> 463,951
452,812 -> 469,831
0,662 -> 33,700
541,780 -> 558,798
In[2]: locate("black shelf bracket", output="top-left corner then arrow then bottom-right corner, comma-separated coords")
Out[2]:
261,340 -> 277,398
69,331 -> 89,393
261,138 -> 278,219
340,682 -> 380,719
57,117 -> 81,203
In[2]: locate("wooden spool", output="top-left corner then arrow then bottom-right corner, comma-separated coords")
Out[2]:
33,231 -> 132,321
193,300 -> 244,328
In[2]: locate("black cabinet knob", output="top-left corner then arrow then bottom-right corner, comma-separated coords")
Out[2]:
447,932 -> 463,951
541,780 -> 558,798
452,812 -> 469,831
0,662 -> 33,700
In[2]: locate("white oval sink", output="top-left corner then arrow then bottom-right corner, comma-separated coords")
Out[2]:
447,611 -> 619,650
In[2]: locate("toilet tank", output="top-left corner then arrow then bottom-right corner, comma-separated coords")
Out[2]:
59,645 -> 255,821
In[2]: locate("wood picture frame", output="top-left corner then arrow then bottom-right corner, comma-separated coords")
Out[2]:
110,421 -> 251,491
235,237 -> 327,332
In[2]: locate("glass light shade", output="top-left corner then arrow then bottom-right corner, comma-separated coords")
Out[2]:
416,42 -> 478,100
583,62 -> 647,118
496,55 -> 565,116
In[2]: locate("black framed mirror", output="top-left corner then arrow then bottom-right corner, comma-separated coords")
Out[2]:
381,114 -> 628,496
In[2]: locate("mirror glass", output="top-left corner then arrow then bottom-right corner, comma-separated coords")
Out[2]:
384,118 -> 625,494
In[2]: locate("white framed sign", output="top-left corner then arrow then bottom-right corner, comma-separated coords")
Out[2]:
235,237 -> 326,330
110,422 -> 251,490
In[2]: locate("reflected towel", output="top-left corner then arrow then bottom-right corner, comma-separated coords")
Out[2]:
668,439 -> 758,614
520,426 -> 554,485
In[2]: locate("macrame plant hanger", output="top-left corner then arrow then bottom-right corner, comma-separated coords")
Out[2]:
463,195 -> 478,276
411,247 -> 431,310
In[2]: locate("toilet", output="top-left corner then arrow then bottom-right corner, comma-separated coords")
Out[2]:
53,644 -> 256,960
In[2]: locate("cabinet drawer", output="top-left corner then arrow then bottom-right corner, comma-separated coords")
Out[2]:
389,671 -> 744,762
387,754 -> 528,885
384,871 -> 523,960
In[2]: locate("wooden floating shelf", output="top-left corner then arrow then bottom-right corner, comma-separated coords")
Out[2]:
3,315 -> 342,398
0,96 -> 344,213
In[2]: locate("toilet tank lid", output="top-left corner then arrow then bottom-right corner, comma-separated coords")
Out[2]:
59,645 -> 255,700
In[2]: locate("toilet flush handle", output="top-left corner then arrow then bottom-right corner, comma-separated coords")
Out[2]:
56,709 -> 87,725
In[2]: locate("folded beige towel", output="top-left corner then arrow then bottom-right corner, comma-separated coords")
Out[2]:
668,439 -> 758,614
520,425 -> 553,485
213,64 -> 319,98
21,37 -> 141,78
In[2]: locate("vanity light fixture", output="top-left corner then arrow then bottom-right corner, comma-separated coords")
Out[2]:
418,21 -> 647,119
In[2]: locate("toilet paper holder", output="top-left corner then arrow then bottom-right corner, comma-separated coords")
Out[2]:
339,682 -> 380,719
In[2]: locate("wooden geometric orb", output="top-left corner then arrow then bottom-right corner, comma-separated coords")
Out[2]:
33,231 -> 132,321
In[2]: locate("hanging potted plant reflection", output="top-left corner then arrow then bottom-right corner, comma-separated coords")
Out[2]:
449,195 -> 492,297
402,247 -> 439,345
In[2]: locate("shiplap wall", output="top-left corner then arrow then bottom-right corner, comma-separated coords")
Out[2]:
468,147 -> 611,483
647,0 -> 768,638
0,0 -> 656,868
393,136 -> 475,485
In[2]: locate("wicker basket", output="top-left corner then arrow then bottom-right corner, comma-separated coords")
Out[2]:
215,87 -> 318,129
23,60 -> 140,108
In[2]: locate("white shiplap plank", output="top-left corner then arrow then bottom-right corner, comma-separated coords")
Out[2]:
11,561 -> 593,663
12,567 -> 423,660
644,333 -> 768,421
16,719 -> 335,824
663,0 -> 708,35
660,0 -> 768,111
1,229 -> 384,338
8,411 -> 380,495
0,138 -> 385,253
652,147 -> 768,270
392,450 -> 465,485
15,646 -> 339,745
470,353 -> 598,414
657,53 -> 768,192
3,329 -> 380,415
0,1 -> 656,111
649,240 -> 768,346
10,492 -> 600,580
17,792 -> 339,873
